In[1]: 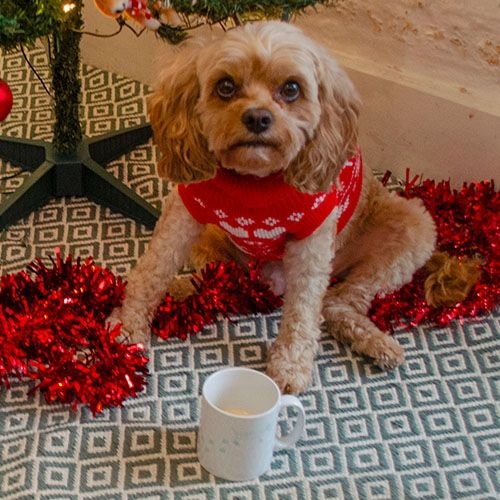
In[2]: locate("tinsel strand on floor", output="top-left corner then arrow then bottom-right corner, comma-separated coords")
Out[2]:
370,174 -> 498,330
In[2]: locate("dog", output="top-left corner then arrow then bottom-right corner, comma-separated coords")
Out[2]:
111,21 -> 436,393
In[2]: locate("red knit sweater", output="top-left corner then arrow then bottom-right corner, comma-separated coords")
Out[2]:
178,152 -> 363,260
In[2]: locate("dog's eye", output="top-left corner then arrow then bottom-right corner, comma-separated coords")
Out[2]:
280,81 -> 301,102
216,78 -> 237,100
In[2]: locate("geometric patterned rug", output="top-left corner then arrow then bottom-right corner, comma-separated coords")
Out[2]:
1,47 -> 499,500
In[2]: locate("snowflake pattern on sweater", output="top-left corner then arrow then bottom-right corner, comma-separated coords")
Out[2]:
178,152 -> 363,260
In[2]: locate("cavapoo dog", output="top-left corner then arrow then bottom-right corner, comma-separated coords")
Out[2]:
111,21 -> 436,393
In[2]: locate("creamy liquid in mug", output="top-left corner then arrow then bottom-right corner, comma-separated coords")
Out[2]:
223,408 -> 253,416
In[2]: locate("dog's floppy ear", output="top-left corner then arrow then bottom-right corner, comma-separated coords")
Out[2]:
148,43 -> 216,182
285,45 -> 360,193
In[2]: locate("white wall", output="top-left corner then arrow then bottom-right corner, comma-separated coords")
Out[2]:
81,1 -> 500,185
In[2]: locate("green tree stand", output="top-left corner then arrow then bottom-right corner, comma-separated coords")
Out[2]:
0,1 -> 158,230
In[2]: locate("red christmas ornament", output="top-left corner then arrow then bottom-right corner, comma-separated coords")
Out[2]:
0,78 -> 13,121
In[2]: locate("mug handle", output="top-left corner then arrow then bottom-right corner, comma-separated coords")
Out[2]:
274,394 -> 306,450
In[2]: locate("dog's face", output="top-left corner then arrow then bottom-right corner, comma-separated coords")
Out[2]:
149,21 -> 359,192
195,26 -> 322,178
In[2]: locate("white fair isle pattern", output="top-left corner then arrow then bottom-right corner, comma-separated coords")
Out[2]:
0,47 -> 499,500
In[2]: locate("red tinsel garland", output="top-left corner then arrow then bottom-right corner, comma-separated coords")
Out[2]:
0,177 -> 498,413
151,260 -> 283,340
150,176 -> 498,339
0,250 -> 149,414
369,174 -> 499,330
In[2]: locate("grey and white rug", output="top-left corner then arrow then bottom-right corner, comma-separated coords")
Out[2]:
1,47 -> 499,500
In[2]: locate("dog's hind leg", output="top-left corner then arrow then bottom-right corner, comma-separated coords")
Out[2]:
323,186 -> 436,369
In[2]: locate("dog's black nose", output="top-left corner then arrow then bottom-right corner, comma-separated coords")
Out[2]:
242,108 -> 273,134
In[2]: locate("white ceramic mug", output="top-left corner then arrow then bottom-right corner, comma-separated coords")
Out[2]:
197,367 -> 306,481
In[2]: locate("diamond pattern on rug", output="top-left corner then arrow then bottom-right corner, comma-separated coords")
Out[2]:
1,45 -> 499,499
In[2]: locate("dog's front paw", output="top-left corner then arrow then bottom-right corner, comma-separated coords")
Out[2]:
107,307 -> 150,347
353,331 -> 405,370
267,340 -> 316,394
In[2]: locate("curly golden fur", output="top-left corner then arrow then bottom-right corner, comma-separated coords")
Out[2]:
111,21 -> 436,393
148,22 -> 359,192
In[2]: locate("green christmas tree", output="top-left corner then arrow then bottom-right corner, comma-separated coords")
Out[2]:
0,0 -> 333,230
